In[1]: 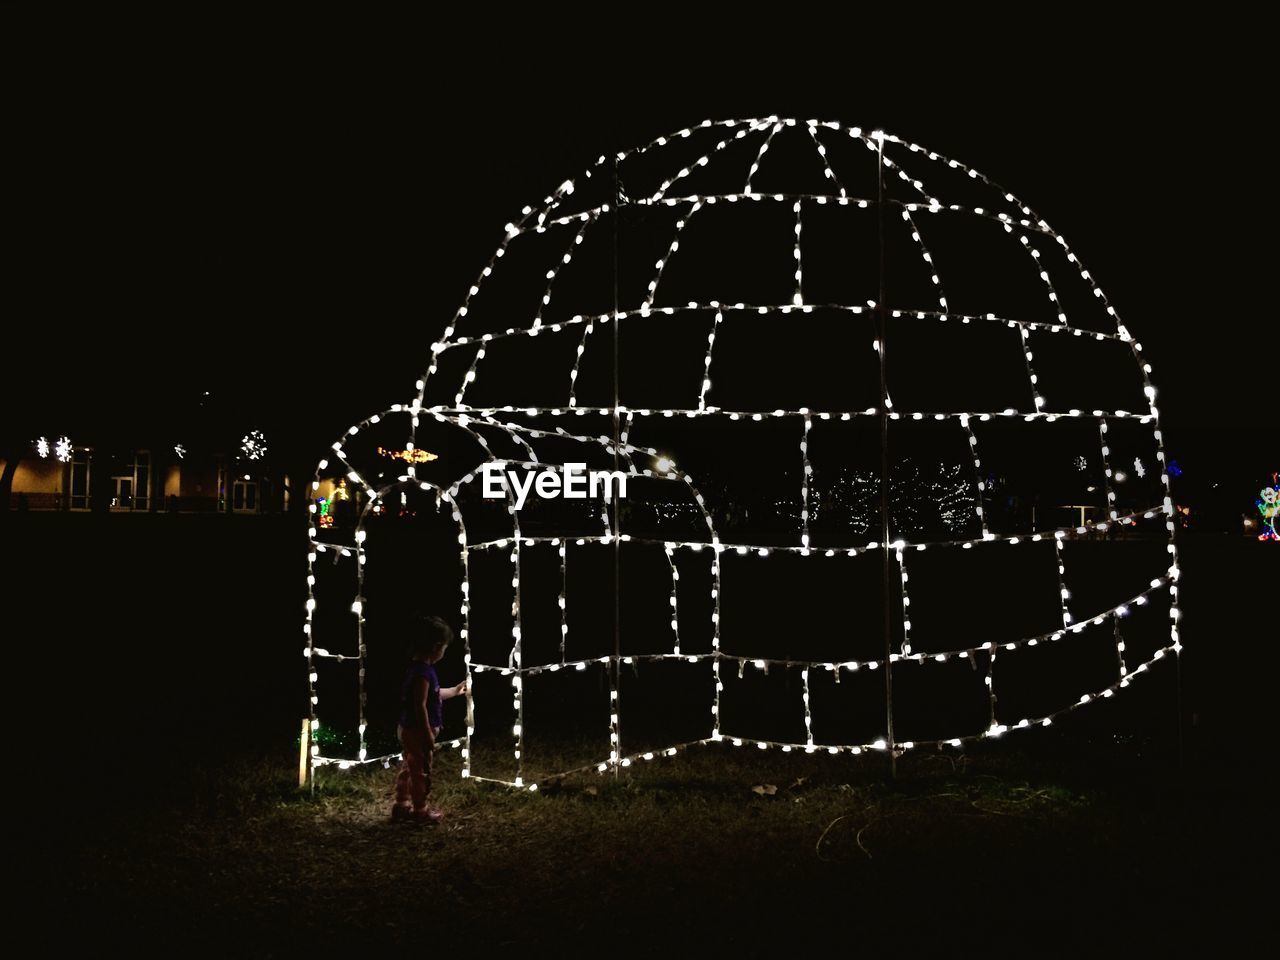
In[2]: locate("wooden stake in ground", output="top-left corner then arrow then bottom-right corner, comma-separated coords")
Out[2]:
298,718 -> 310,788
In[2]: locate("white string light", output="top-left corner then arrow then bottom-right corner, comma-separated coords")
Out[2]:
897,546 -> 913,657
653,121 -> 763,202
792,199 -> 805,305
354,529 -> 367,763
664,542 -> 681,656
567,315 -> 596,408
435,401 -> 1157,424
899,207 -> 948,312
801,667 -> 814,750
884,137 -> 1062,328
302,120 -> 1182,791
557,538 -> 568,665
645,202 -> 702,310
745,121 -> 783,194
441,300 -> 1138,352
1113,616 -> 1129,680
697,308 -> 723,411
806,121 -> 846,199
959,414 -> 989,538
455,567 -> 1168,677
800,413 -> 812,550
1098,418 -> 1118,520
306,391 -> 1172,787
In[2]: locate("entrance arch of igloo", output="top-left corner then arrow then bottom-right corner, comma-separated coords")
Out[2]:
301,119 -> 1182,788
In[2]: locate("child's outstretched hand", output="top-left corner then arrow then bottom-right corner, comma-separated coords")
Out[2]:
454,681 -> 469,697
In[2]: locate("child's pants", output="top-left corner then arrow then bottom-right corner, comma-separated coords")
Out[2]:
394,725 -> 435,810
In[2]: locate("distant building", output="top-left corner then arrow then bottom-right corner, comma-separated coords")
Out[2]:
2,444 -> 289,515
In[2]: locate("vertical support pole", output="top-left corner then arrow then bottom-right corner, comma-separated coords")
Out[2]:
355,532 -> 368,765
1170,535 -> 1184,782
1174,596 -> 1184,779
512,536 -> 525,788
303,528 -> 319,796
875,132 -> 897,777
611,151 -> 623,777
456,497 -> 474,781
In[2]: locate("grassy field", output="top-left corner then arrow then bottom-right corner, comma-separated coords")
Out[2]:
6,516 -> 1269,954
45,735 -> 1236,955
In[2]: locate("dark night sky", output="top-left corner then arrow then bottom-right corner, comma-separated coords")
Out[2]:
6,33 -> 1272,489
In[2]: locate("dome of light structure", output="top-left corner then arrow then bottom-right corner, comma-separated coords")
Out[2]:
301,119 -> 1182,787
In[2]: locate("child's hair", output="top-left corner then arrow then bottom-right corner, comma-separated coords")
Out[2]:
408,615 -> 454,658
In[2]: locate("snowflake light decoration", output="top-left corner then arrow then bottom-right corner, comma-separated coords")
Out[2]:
301,119 -> 1183,788
241,430 -> 267,461
34,437 -> 50,459
54,436 -> 72,463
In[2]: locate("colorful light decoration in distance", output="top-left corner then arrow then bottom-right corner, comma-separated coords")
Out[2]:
1258,475 -> 1280,542
301,118 -> 1183,789
377,446 -> 439,464
316,478 -> 350,529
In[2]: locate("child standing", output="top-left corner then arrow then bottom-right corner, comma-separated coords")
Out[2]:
391,615 -> 467,824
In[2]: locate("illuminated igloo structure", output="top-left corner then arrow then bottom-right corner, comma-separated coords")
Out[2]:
302,119 -> 1182,787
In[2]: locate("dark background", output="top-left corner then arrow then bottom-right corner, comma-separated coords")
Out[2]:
3,25 -> 1275,951
5,37 -> 1273,489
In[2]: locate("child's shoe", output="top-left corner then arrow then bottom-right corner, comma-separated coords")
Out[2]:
390,803 -> 413,823
410,806 -> 444,824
